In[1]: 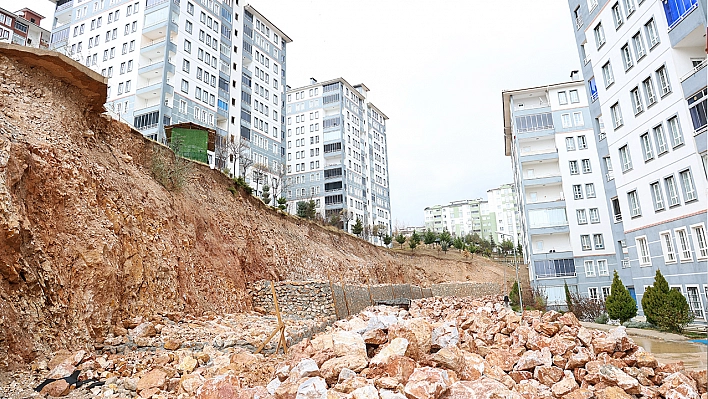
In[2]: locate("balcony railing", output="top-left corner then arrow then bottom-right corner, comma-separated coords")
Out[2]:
606,170 -> 614,181
141,37 -> 167,49
146,0 -> 169,9
680,59 -> 706,82
56,1 -> 73,13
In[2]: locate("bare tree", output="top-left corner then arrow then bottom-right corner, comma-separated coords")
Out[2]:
224,137 -> 253,178
340,208 -> 351,232
252,163 -> 270,197
270,163 -> 289,205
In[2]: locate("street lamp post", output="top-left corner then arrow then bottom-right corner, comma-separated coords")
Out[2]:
498,231 -> 523,311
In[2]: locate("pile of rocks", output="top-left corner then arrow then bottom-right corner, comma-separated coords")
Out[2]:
0,311 -> 328,398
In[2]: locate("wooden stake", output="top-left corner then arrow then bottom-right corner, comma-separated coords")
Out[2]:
254,281 -> 287,355
339,278 -> 351,317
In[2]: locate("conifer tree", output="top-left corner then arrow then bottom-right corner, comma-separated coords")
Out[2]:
605,271 -> 637,324
641,269 -> 670,325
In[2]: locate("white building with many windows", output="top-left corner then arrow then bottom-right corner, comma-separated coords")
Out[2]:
49,0 -> 290,198
568,0 -> 707,321
487,183 -> 522,244
504,80 -> 620,308
284,78 -> 392,244
423,199 -> 485,237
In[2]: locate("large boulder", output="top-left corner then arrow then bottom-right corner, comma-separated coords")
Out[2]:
403,367 -> 452,399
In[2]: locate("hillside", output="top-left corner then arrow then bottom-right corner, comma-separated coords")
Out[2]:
0,45 -> 511,369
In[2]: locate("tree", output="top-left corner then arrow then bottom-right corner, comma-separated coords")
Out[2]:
260,184 -> 271,205
564,281 -> 574,314
223,136 -> 254,178
277,197 -> 287,211
489,234 -> 497,252
340,209 -> 351,232
251,163 -> 270,197
409,231 -> 421,250
605,271 -> 637,324
372,225 -> 380,239
423,230 -> 437,247
383,235 -> 392,246
395,233 -> 406,249
516,243 -> 523,256
509,281 -> 520,307
352,218 -> 364,236
501,239 -> 514,256
328,213 -> 341,227
642,270 -> 693,331
296,200 -> 316,219
641,270 -> 670,326
452,237 -> 465,252
440,229 -> 452,247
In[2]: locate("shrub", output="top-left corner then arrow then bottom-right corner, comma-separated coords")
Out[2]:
232,176 -> 253,195
150,146 -> 191,191
569,292 -> 606,322
641,269 -> 669,326
654,289 -> 694,332
509,281 -> 520,307
595,313 -> 609,324
564,281 -> 574,313
605,271 -> 637,324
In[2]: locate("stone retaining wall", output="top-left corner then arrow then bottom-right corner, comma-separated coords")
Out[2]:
249,280 -> 500,321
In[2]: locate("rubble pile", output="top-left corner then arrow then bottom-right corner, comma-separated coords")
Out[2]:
3,295 -> 706,398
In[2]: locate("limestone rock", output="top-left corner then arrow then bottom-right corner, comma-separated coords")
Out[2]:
40,380 -> 71,397
371,338 -> 409,366
296,377 -> 328,399
403,367 -> 452,399
137,368 -> 168,392
332,331 -> 367,358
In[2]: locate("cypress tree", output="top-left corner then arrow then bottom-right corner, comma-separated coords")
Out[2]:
655,289 -> 694,332
641,269 -> 670,326
605,271 -> 637,324
564,281 -> 574,314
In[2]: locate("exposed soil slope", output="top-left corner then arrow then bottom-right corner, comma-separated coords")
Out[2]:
0,48 -> 508,369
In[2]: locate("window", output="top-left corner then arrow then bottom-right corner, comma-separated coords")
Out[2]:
581,235 -> 592,250
558,91 -> 568,105
667,116 -> 684,147
619,145 -> 632,172
612,3 -> 624,28
589,208 -> 600,223
566,137 -> 576,151
691,224 -> 708,259
611,102 -> 623,128
642,77 -> 657,106
660,231 -> 677,263
569,160 -> 580,175
602,286 -> 611,300
184,40 -> 191,53
665,175 -> 681,206
597,260 -> 609,276
631,87 -> 643,114
640,133 -> 654,161
181,79 -> 189,93
577,209 -> 588,224
645,18 -> 659,48
653,124 -> 668,154
585,260 -> 596,277
182,59 -> 190,73
602,62 -> 615,88
569,90 -> 580,103
586,183 -> 596,198
185,20 -> 192,33
573,184 -> 584,199
577,135 -> 587,149
594,23 -> 606,49
688,89 -> 707,133
637,237 -> 651,266
650,182 -> 665,211
594,234 -> 605,250
686,286 -> 704,319
628,190 -> 641,217
589,287 -> 599,301
582,159 -> 592,173
632,32 -> 646,59
675,228 -> 692,261
656,66 -> 671,96
679,169 -> 697,202
573,112 -> 584,126
624,0 -> 636,15
562,113 -> 572,128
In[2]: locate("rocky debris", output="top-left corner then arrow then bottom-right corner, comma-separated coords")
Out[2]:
3,295 -> 706,399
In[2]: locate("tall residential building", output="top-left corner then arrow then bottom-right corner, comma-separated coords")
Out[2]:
423,199 -> 485,236
0,7 -> 50,48
284,78 -> 392,244
487,183 -> 522,244
568,0 -> 707,321
504,80 -> 620,307
49,0 -> 290,196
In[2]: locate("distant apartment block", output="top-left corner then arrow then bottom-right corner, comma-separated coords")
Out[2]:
284,78 -> 392,244
487,183 -> 522,244
424,199 -> 484,237
568,0 -> 707,320
49,0 -> 290,198
504,80 -> 619,307
0,8 -> 50,48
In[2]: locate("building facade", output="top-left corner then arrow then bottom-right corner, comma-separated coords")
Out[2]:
504,81 -> 620,308
424,199 -> 485,237
487,183 -> 522,244
49,0 -> 289,197
567,0 -> 707,321
284,78 -> 392,244
0,8 -> 50,48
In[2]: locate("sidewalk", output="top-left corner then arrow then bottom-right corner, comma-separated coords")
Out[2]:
581,321 -> 689,341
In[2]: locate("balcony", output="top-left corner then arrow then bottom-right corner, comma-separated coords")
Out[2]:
523,174 -> 562,187
137,82 -> 172,100
519,150 -> 558,163
138,59 -> 174,77
525,199 -> 566,211
681,58 -> 706,99
146,0 -> 170,10
529,224 -> 570,236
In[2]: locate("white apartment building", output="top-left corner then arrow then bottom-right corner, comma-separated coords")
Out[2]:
569,0 -> 707,320
487,183 -> 522,244
423,199 -> 485,237
284,78 -> 392,244
504,80 -> 619,307
0,7 -> 50,48
49,0 -> 290,197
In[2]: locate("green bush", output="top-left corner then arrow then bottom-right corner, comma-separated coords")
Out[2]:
605,271 -> 637,324
642,270 -> 693,332
232,176 -> 253,195
595,313 -> 609,324
509,281 -> 520,307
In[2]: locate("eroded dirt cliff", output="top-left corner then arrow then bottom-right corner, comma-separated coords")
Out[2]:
0,48 -> 507,369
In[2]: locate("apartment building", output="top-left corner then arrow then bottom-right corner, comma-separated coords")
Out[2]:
568,0 -> 707,321
0,8 -> 50,48
284,78 -> 392,244
487,183 -> 522,244
423,199 -> 485,236
503,81 -> 620,307
49,0 -> 290,195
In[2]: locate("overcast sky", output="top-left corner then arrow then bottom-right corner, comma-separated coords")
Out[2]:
8,0 -> 582,227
